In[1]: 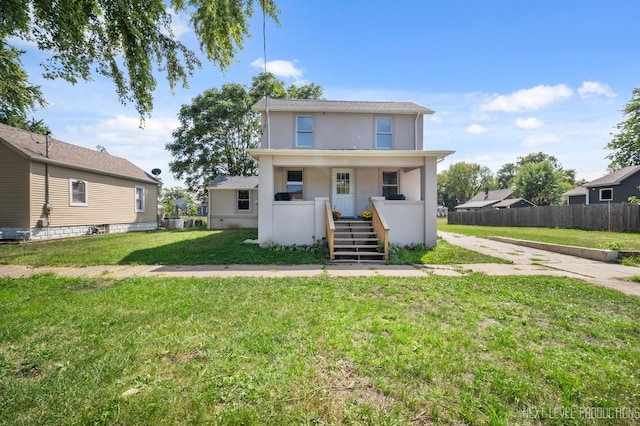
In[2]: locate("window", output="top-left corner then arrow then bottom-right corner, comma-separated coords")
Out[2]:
296,116 -> 313,147
599,188 -> 613,201
287,170 -> 303,199
135,186 -> 145,212
382,171 -> 398,198
237,190 -> 250,211
376,117 -> 392,149
69,179 -> 88,206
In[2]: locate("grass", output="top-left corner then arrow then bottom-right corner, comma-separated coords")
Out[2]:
439,219 -> 640,251
1,273 -> 639,424
0,228 -> 504,267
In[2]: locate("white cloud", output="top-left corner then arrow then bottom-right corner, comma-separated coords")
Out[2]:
251,58 -> 304,80
168,10 -> 191,39
480,84 -> 573,112
578,81 -> 616,99
467,124 -> 488,134
515,117 -> 544,129
522,134 -> 561,147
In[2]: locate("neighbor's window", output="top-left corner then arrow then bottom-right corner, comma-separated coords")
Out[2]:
376,117 -> 392,149
135,186 -> 145,212
69,179 -> 88,206
296,116 -> 313,147
287,170 -> 303,199
599,188 -> 613,201
237,190 -> 250,211
382,171 -> 398,198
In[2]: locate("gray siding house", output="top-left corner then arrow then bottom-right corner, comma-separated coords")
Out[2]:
564,165 -> 640,205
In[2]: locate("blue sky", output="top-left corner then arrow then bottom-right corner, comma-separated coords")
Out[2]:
16,0 -> 640,189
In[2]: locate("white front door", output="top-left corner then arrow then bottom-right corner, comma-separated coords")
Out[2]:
332,168 -> 355,217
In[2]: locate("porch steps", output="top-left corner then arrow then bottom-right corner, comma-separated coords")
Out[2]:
332,220 -> 384,262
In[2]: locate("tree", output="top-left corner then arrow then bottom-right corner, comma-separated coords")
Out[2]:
512,161 -> 563,206
437,162 -> 495,208
0,0 -> 279,119
247,72 -> 323,104
167,72 -> 323,197
495,162 -> 518,189
606,88 -> 640,170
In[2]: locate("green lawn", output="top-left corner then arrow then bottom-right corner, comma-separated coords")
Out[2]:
1,274 -> 639,424
0,228 -> 505,267
439,219 -> 640,250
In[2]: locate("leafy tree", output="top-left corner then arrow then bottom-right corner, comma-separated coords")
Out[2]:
159,187 -> 196,217
495,162 -> 518,189
606,88 -> 640,170
247,72 -> 323,104
0,0 -> 279,119
512,161 -> 563,206
437,162 -> 495,208
167,73 -> 323,198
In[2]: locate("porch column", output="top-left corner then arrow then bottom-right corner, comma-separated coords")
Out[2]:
423,156 -> 438,247
257,155 -> 274,247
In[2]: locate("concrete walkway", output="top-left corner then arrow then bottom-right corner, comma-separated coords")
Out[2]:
1,231 -> 638,297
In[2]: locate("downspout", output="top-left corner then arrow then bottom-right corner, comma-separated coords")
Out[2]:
44,132 -> 51,222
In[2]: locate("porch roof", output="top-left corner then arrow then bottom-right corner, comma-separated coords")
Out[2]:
247,149 -> 454,164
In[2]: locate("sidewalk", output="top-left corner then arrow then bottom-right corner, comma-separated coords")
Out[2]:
1,232 -> 638,297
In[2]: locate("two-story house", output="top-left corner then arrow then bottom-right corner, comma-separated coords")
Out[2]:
208,98 -> 453,260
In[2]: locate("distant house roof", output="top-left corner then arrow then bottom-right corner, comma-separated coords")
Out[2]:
493,198 -> 536,208
252,98 -> 435,115
454,189 -> 515,210
0,123 -> 158,184
208,175 -> 259,189
563,186 -> 588,197
583,165 -> 640,187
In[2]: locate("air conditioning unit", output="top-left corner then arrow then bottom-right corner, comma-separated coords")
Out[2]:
38,219 -> 49,227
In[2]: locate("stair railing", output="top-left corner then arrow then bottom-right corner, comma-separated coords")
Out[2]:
371,199 -> 389,260
325,200 -> 336,260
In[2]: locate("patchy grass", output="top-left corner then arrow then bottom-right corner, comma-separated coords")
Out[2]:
1,274 -> 639,424
387,240 -> 511,265
439,220 -> 640,250
0,229 -> 503,267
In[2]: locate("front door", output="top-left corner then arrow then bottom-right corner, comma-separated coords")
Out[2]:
332,168 -> 355,217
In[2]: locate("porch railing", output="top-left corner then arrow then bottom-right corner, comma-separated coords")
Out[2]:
371,199 -> 390,260
325,200 -> 336,260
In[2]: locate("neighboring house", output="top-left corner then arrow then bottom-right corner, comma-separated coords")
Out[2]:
454,189 -> 535,211
208,176 -> 259,228
0,123 -> 159,241
208,98 -> 454,259
564,165 -> 640,205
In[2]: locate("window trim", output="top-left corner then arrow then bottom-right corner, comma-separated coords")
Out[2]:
236,190 -> 251,213
296,115 -> 313,148
286,169 -> 304,200
375,117 -> 393,149
69,179 -> 88,206
382,170 -> 399,198
134,186 -> 145,212
599,187 -> 613,201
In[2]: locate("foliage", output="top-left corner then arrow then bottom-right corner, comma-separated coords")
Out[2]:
628,185 -> 640,205
495,162 -> 518,189
332,210 -> 341,220
512,161 -> 563,205
2,274 -> 639,424
247,72 -> 323,104
360,210 -> 372,220
606,87 -> 640,170
159,186 -> 197,217
599,241 -> 625,251
0,0 -> 279,119
437,161 -> 495,208
0,43 -> 48,131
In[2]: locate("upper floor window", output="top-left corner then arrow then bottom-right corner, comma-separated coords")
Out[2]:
69,179 -> 88,206
376,118 -> 392,149
382,171 -> 398,198
135,186 -> 145,212
599,188 -> 613,201
287,170 -> 304,199
296,116 -> 313,147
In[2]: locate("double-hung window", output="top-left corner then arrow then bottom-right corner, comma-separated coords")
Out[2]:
296,116 -> 313,147
69,179 -> 88,206
376,117 -> 392,149
135,186 -> 145,212
287,170 -> 303,199
237,190 -> 250,211
382,171 -> 398,198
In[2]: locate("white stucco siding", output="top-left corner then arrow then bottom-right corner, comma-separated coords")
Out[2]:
377,201 -> 426,245
400,168 -> 422,201
356,168 -> 378,213
271,201 -> 316,245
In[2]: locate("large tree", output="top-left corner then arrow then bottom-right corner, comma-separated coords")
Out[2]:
512,161 -> 564,206
437,162 -> 495,208
0,0 -> 279,120
606,88 -> 640,170
166,72 -> 323,198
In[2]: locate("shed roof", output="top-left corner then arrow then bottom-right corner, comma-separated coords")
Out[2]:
252,98 -> 435,115
467,189 -> 514,202
208,175 -> 259,189
0,123 -> 158,184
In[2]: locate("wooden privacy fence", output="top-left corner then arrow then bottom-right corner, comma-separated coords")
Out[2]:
448,203 -> 640,232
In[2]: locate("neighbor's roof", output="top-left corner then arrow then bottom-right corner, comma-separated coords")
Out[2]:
454,200 -> 499,210
467,189 -> 514,202
252,98 -> 435,115
563,186 -> 588,197
0,123 -> 158,184
493,198 -> 536,208
583,165 -> 640,187
208,175 -> 259,189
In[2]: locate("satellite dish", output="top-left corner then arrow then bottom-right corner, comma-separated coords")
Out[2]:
151,168 -> 161,176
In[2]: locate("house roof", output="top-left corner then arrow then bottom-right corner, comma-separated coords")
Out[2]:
454,200 -> 500,209
583,165 -> 640,187
563,186 -> 588,197
454,189 -> 514,210
252,98 -> 435,115
493,198 -> 536,208
208,175 -> 259,189
0,123 -> 158,184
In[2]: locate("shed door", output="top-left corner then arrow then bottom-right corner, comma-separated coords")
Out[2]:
332,168 -> 355,217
